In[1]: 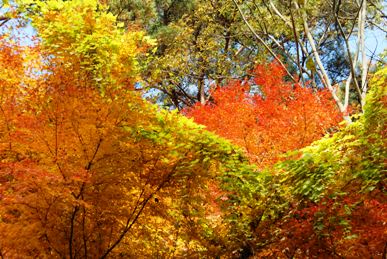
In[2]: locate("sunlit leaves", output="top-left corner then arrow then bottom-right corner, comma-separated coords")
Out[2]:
17,0 -> 155,90
256,69 -> 387,257
0,1 -> 254,256
0,0 -> 385,257
186,62 -> 342,167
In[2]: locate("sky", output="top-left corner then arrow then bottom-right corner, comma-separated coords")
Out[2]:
350,28 -> 386,61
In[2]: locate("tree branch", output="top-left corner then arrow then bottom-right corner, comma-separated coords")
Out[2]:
334,0 -> 362,108
232,0 -> 296,82
295,2 -> 351,122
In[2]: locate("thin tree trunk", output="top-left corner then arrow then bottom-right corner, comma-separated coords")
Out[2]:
359,0 -> 368,108
296,2 -> 351,122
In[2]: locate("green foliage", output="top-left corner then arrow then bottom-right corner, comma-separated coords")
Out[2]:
105,0 -> 386,110
107,0 -> 259,108
282,67 -> 386,201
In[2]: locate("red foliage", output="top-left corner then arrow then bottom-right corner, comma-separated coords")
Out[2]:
185,63 -> 342,167
258,190 -> 387,258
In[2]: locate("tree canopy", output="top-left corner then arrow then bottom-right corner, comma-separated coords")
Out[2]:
0,0 -> 385,258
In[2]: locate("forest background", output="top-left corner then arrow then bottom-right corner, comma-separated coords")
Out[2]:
0,0 -> 386,258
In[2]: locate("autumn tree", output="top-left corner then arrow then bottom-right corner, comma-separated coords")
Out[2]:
232,0 -> 386,121
186,62 -> 342,167
1,1 -> 385,258
107,0 -> 260,109
106,0 -> 386,118
257,68 -> 387,257
217,67 -> 386,258
0,0 -> 254,257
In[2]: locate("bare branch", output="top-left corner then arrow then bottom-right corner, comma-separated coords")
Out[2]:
295,2 -> 350,121
289,1 -> 305,85
232,0 -> 296,82
368,20 -> 387,33
334,0 -> 362,101
359,0 -> 368,108
267,0 -> 311,59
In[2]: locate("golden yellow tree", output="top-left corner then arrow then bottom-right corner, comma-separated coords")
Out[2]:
0,1 -> 252,257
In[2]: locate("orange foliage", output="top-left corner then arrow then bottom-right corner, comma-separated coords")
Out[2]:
185,63 -> 342,166
0,61 -> 182,257
0,40 -> 242,257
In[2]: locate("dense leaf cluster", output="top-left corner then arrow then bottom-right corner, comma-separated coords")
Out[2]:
221,69 -> 386,257
0,0 -> 385,258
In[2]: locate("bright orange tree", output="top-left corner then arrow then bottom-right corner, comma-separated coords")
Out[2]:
185,62 -> 342,167
215,68 -> 386,258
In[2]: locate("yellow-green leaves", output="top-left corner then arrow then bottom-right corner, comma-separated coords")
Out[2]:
280,67 -> 386,201
18,0 -> 154,90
